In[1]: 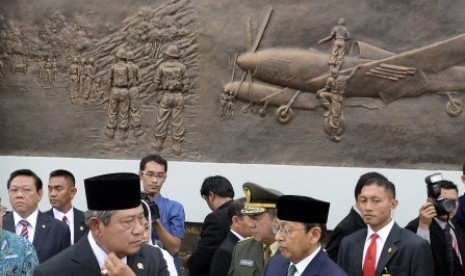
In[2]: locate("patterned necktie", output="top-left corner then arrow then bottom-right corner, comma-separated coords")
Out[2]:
362,233 -> 378,276
287,264 -> 297,276
263,244 -> 272,263
62,215 -> 69,225
444,223 -> 455,274
20,219 -> 29,239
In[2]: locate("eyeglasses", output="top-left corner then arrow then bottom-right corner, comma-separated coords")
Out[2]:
141,171 -> 166,180
118,214 -> 147,230
275,226 -> 306,237
8,187 -> 35,195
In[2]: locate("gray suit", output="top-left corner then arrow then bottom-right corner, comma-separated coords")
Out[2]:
337,222 -> 434,276
2,211 -> 71,263
33,236 -> 169,276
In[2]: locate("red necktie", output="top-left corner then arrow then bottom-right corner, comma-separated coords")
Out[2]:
20,219 -> 29,239
62,215 -> 69,225
363,233 -> 378,276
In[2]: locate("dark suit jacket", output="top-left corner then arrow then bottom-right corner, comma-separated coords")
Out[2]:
188,200 -> 233,276
210,231 -> 240,276
33,236 -> 169,276
405,218 -> 465,276
44,207 -> 88,244
3,211 -> 71,263
325,207 -> 366,261
263,249 -> 348,276
337,222 -> 434,276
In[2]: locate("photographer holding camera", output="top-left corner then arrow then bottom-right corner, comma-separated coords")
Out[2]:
405,173 -> 465,276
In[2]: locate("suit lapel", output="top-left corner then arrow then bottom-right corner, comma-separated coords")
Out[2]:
2,212 -> 15,232
69,237 -> 101,276
33,212 -> 51,252
302,249 -> 325,276
353,230 -> 367,275
73,208 -> 87,243
376,223 -> 401,274
127,250 -> 148,276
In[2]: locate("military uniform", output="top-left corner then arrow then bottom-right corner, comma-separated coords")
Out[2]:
227,182 -> 283,276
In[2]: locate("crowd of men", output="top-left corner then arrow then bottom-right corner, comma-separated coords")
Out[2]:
1,157 -> 465,276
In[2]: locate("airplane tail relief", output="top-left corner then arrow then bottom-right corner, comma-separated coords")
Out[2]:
378,70 -> 430,104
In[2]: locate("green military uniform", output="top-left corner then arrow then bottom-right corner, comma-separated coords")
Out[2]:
227,182 -> 283,276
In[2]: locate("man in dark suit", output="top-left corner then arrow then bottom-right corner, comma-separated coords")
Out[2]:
187,175 -> 235,276
263,195 -> 347,276
326,172 -> 388,261
228,182 -> 283,276
3,169 -> 70,263
337,178 -> 434,276
44,169 -> 87,244
33,172 -> 169,276
210,197 -> 252,276
405,179 -> 465,276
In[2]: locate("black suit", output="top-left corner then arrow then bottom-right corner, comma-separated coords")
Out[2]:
405,218 -> 465,276
338,222 -> 434,276
44,207 -> 88,244
3,211 -> 71,263
33,236 -> 169,276
210,231 -> 240,276
325,207 -> 366,261
188,200 -> 233,276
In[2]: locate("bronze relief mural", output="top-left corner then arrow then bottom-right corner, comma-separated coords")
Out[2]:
0,0 -> 464,170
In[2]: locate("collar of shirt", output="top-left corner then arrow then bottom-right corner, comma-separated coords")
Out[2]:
364,220 -> 395,267
87,232 -> 127,269
52,208 -> 74,222
291,245 -> 321,275
13,210 -> 38,242
434,217 -> 455,230
230,229 -> 245,241
264,241 -> 280,256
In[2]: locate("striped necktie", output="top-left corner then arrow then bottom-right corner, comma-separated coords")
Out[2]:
62,215 -> 69,225
20,219 -> 29,239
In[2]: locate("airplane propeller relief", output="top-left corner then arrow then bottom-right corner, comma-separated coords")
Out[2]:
223,15 -> 465,131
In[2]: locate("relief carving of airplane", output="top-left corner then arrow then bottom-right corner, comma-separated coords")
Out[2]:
224,32 -> 465,124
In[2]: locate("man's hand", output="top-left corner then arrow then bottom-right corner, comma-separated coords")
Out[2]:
418,201 -> 437,230
102,253 -> 136,276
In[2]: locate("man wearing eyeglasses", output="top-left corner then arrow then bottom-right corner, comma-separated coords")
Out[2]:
1,196 -> 39,275
263,195 -> 347,276
139,154 -> 185,275
2,169 -> 71,263
33,172 -> 169,276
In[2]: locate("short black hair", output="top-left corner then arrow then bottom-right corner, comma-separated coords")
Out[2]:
7,169 -> 43,191
462,163 -> 465,175
360,178 -> 396,199
354,172 -> 388,199
200,175 -> 234,198
49,169 -> 76,186
139,154 -> 168,173
438,180 -> 458,194
227,197 -> 246,225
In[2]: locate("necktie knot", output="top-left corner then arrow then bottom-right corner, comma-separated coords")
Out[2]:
62,215 -> 69,224
287,264 -> 297,276
20,219 -> 28,227
263,245 -> 272,263
371,233 -> 379,241
19,219 -> 29,239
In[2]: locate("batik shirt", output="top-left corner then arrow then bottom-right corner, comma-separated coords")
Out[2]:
0,230 -> 39,276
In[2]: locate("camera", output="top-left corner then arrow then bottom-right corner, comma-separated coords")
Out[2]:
425,173 -> 456,216
141,192 -> 160,220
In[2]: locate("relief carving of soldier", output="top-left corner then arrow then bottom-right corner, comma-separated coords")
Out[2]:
104,48 -> 130,140
127,51 -> 144,138
151,44 -> 189,156
69,58 -> 80,104
318,17 -> 350,71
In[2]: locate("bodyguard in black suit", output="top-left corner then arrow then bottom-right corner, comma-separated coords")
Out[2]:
326,172 -> 388,261
337,178 -> 434,276
405,179 -> 465,276
45,169 -> 87,244
3,169 -> 70,263
188,175 -> 235,276
33,172 -> 169,276
210,198 -> 252,276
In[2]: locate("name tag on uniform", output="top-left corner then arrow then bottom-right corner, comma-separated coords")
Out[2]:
239,259 -> 254,267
